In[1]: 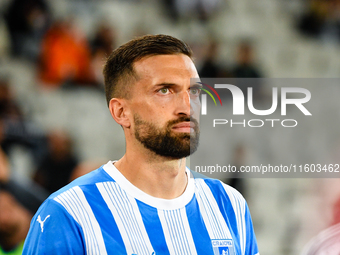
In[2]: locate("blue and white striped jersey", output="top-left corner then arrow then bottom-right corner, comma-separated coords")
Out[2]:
23,161 -> 259,255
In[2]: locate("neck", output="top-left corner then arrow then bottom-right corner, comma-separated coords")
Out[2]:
114,149 -> 188,199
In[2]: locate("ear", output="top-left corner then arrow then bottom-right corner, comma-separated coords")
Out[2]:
109,98 -> 131,128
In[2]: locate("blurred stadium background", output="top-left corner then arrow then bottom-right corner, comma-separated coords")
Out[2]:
1,0 -> 340,254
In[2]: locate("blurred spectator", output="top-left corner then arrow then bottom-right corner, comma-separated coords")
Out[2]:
231,40 -> 263,79
224,143 -> 247,197
162,0 -> 223,22
298,0 -> 340,43
0,146 -> 10,186
332,196 -> 340,225
199,40 -> 231,78
0,18 -> 10,59
39,18 -> 95,87
33,130 -> 78,194
0,191 -> 32,254
70,159 -> 105,181
0,78 -> 22,120
90,22 -> 117,87
90,22 -> 116,58
231,40 -> 263,101
301,196 -> 340,254
0,78 -> 47,166
4,0 -> 51,61
0,148 -> 47,254
0,134 -> 48,214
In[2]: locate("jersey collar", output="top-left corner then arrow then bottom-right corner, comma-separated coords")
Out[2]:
103,161 -> 195,210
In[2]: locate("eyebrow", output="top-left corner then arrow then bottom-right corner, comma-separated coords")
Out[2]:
190,82 -> 203,90
155,82 -> 176,87
154,82 -> 203,88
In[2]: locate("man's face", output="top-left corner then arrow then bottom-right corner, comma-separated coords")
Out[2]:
128,54 -> 201,158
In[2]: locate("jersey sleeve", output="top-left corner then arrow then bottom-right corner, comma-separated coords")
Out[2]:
244,201 -> 259,255
22,198 -> 85,255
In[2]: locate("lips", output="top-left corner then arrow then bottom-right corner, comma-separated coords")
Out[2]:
172,122 -> 195,132
172,122 -> 194,128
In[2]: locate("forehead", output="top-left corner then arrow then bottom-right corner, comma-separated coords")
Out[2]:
133,54 -> 199,86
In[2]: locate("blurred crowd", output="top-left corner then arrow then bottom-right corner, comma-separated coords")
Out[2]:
0,1 -> 117,252
2,0 -> 117,88
0,0 -> 340,254
0,1 -> 265,252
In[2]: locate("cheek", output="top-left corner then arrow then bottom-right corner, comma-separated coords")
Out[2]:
190,99 -> 201,116
132,97 -> 174,125
133,107 -> 164,126
132,100 -> 153,117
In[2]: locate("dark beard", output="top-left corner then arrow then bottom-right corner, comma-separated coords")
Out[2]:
134,114 -> 200,159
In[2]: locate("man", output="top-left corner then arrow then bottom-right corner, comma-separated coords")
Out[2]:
23,34 -> 259,255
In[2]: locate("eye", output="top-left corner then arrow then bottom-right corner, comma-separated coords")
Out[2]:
190,87 -> 201,96
159,88 -> 170,94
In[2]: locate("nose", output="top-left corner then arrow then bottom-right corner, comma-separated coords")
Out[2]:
175,90 -> 191,116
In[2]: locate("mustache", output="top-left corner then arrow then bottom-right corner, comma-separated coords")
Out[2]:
167,116 -> 199,127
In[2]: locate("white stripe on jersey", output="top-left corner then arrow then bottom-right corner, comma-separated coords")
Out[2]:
54,186 -> 107,255
97,182 -> 154,255
195,179 -> 233,240
158,208 -> 197,255
221,183 -> 246,255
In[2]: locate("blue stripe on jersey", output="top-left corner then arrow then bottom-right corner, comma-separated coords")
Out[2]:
185,196 -> 214,254
244,204 -> 258,255
204,179 -> 241,253
80,183 -> 127,254
136,200 -> 170,255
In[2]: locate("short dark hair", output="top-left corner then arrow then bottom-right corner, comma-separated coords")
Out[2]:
103,34 -> 193,106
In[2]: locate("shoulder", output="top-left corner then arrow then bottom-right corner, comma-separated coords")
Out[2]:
191,172 -> 247,216
23,196 -> 85,254
30,166 -> 105,228
190,170 -> 245,203
28,164 -> 113,226
23,165 -> 111,254
191,171 -> 249,222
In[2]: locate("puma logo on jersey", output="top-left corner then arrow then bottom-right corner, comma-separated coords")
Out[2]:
37,215 -> 50,232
